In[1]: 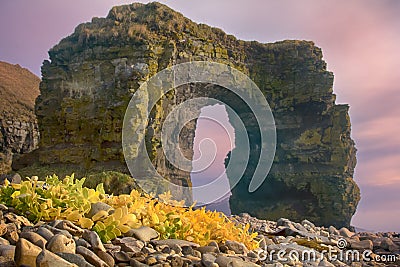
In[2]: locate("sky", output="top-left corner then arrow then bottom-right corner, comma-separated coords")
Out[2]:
0,0 -> 399,231
191,105 -> 234,209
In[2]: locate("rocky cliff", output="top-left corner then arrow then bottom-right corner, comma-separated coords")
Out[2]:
34,2 -> 359,227
0,61 -> 40,174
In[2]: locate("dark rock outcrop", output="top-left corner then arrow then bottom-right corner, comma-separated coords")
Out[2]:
34,2 -> 359,227
0,61 -> 40,174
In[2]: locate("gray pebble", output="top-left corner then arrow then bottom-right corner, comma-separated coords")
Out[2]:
20,231 -> 47,248
215,255 -> 233,267
195,245 -> 219,254
36,249 -> 78,266
43,225 -> 73,239
201,253 -> 217,267
87,202 -> 113,218
53,220 -> 84,236
36,227 -> 54,240
126,226 -> 159,242
225,240 -> 248,254
151,239 -> 199,248
96,250 -> 115,267
130,258 -> 149,267
76,238 -> 91,248
181,246 -> 193,256
57,252 -> 95,267
76,246 -> 109,267
114,251 -> 131,262
83,230 -> 106,252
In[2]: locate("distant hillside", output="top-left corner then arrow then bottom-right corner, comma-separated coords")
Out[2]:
0,61 -> 40,174
0,61 -> 40,119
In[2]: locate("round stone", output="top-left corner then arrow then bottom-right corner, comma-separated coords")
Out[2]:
46,234 -> 76,254
126,226 -> 159,242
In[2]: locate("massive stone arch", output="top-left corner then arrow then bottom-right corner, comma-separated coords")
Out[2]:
32,2 -> 359,227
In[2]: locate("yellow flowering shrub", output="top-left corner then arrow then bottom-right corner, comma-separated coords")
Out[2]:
0,174 -> 259,249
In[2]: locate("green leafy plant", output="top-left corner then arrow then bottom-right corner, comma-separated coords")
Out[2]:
92,206 -> 140,242
0,174 -> 259,249
0,174 -> 104,224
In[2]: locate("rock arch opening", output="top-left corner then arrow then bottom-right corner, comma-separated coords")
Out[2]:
190,104 -> 235,214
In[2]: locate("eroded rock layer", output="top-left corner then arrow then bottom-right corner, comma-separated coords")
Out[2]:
0,61 -> 40,174
35,2 -> 359,227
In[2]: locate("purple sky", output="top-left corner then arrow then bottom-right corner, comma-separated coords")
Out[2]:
1,0 -> 399,231
191,105 -> 235,207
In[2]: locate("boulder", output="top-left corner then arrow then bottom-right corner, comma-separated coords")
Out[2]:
36,250 -> 78,267
14,238 -> 42,267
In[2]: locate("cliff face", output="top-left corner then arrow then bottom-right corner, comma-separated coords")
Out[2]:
233,42 -> 359,227
0,62 -> 40,174
35,2 -> 359,227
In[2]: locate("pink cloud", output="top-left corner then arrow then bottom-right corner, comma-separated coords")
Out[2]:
352,208 -> 400,232
355,156 -> 400,186
355,116 -> 400,152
